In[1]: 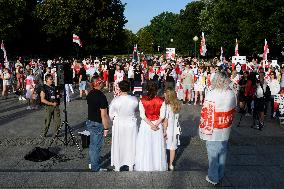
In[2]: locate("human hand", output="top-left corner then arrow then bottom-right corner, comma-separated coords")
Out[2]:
103,129 -> 109,137
52,102 -> 57,106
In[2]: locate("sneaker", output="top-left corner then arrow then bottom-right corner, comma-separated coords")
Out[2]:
21,97 -> 26,101
206,175 -> 218,185
188,101 -> 192,105
19,97 -> 22,101
273,112 -> 276,118
169,165 -> 174,171
26,106 -> 31,110
88,164 -> 91,170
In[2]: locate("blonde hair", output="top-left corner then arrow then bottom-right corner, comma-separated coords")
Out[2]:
165,88 -> 181,114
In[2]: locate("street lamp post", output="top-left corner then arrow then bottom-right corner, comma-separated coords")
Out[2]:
193,36 -> 198,58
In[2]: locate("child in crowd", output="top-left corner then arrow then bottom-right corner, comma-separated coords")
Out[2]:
25,70 -> 37,110
164,87 -> 181,171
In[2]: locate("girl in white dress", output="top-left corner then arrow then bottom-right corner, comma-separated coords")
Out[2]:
164,88 -> 181,170
135,82 -> 167,171
109,81 -> 138,171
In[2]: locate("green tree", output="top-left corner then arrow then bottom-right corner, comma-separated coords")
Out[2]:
175,1 -> 205,55
35,0 -> 127,55
137,27 -> 154,54
147,12 -> 179,53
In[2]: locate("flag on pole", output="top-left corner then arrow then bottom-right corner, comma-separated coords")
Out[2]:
1,40 -> 8,63
72,34 -> 82,47
200,32 -> 207,56
263,39 -> 269,61
220,47 -> 223,63
235,38 -> 239,56
133,44 -> 139,62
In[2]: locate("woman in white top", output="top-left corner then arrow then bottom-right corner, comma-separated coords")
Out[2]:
1,68 -> 11,99
109,81 -> 138,171
113,65 -> 125,97
164,88 -> 181,171
267,71 -> 280,118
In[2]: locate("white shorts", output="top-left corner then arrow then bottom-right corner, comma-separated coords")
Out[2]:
2,80 -> 10,86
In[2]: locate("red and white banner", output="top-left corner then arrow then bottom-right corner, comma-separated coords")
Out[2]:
199,100 -> 235,136
235,38 -> 239,56
1,40 -> 8,63
73,34 -> 82,47
166,48 -> 175,60
200,32 -> 207,56
263,39 -> 269,61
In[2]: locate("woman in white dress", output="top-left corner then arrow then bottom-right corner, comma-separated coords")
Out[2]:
109,80 -> 138,171
135,82 -> 167,171
113,65 -> 125,97
164,88 -> 181,170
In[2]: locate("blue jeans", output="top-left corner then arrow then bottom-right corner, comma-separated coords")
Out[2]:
206,140 -> 228,183
86,120 -> 104,172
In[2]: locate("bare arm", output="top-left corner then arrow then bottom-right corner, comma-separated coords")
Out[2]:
40,91 -> 56,106
101,108 -> 110,130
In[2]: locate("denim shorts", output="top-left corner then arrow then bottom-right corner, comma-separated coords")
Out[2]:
79,81 -> 87,90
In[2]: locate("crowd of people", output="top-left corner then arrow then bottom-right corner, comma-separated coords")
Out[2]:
0,54 -> 283,185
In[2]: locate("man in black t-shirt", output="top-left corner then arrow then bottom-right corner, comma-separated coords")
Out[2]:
79,63 -> 88,99
40,74 -> 61,137
86,75 -> 110,172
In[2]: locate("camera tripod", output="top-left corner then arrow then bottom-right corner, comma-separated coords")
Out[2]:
49,84 -> 82,152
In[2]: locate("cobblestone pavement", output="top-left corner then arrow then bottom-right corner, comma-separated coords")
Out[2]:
0,89 -> 284,189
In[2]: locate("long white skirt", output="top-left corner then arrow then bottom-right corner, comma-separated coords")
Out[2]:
135,120 -> 167,171
111,117 -> 137,171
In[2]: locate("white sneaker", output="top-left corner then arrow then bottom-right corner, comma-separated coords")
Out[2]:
169,165 -> 174,171
273,112 -> 276,118
26,106 -> 31,110
206,175 -> 218,185
88,164 -> 91,169
19,97 -> 22,101
21,97 -> 26,101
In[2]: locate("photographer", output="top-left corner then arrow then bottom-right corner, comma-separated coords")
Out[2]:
40,74 -> 61,137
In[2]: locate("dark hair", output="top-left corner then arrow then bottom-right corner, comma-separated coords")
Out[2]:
91,74 -> 100,83
271,71 -> 277,79
146,82 -> 158,100
45,74 -> 53,81
118,80 -> 130,92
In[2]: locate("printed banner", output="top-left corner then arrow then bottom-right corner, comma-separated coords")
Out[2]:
166,48 -> 175,60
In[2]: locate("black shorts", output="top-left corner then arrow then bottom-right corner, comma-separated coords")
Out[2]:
254,98 -> 265,112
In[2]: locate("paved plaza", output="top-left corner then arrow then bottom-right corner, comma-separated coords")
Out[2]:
0,90 -> 284,189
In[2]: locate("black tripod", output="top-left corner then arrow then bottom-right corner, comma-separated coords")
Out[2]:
50,85 -> 82,152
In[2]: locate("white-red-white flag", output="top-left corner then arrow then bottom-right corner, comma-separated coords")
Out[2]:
1,40 -> 8,63
200,32 -> 207,56
263,39 -> 269,61
73,34 -> 82,47
220,47 -> 223,62
235,38 -> 239,56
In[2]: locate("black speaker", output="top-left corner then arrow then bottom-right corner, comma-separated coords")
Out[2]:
56,63 -> 73,85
